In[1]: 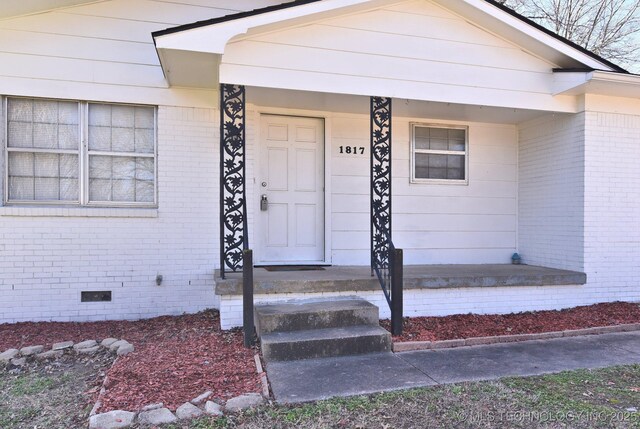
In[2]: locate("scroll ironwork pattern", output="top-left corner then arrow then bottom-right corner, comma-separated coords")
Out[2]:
370,96 -> 392,299
220,84 -> 246,277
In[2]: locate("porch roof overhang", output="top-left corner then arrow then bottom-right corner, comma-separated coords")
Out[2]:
553,70 -> 640,98
152,0 -> 625,113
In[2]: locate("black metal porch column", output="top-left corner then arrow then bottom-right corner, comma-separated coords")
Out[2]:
370,97 -> 392,274
219,84 -> 247,279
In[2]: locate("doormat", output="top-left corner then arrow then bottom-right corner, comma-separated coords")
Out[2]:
261,265 -> 326,272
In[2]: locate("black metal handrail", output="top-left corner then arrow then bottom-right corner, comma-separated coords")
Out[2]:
372,239 -> 403,336
242,246 -> 254,348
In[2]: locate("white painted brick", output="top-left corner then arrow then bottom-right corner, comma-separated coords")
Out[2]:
0,106 -> 220,323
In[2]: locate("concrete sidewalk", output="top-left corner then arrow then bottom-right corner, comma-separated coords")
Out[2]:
266,331 -> 640,403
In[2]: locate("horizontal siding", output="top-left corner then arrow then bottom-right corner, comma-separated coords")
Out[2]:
223,41 -> 552,94
329,112 -> 517,265
220,0 -> 567,110
0,0 -> 281,106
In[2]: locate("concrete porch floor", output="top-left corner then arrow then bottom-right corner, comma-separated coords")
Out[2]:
215,264 -> 586,296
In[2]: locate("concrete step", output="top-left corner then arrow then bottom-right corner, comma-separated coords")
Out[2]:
255,299 -> 379,336
261,325 -> 392,362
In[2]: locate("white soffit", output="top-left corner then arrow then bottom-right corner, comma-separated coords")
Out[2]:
156,50 -> 220,89
555,71 -> 640,98
0,0 -> 96,19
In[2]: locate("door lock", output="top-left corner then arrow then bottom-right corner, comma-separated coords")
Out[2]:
260,194 -> 269,211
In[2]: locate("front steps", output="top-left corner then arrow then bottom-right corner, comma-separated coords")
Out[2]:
255,298 -> 391,362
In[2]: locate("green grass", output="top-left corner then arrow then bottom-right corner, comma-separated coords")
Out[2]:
0,358 -> 111,429
175,365 -> 640,429
9,374 -> 57,395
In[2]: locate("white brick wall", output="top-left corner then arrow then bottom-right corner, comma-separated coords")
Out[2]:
583,110 -> 640,303
518,113 -> 585,271
0,105 -> 221,323
219,284 -> 585,329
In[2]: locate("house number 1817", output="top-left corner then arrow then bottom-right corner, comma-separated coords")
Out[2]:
339,146 -> 365,155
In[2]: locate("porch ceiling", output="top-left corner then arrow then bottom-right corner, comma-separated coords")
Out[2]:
247,87 -> 554,124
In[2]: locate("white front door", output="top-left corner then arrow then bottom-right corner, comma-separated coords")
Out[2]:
257,115 -> 325,264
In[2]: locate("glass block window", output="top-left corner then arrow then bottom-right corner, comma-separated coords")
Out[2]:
87,104 -> 155,203
4,98 -> 156,206
411,124 -> 468,183
6,98 -> 80,201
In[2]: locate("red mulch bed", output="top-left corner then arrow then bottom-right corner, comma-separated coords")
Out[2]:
381,302 -> 640,342
0,311 -> 260,412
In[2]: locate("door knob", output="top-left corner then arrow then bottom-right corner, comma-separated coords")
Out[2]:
260,195 -> 268,211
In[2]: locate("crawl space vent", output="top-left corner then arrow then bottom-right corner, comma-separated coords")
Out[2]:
81,291 -> 112,302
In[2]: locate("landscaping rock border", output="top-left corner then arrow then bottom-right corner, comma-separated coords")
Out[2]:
87,349 -> 270,428
255,353 -> 270,398
0,338 -> 134,368
392,322 -> 640,352
89,392 -> 265,428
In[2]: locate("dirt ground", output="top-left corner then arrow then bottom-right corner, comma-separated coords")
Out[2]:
0,310 -> 261,412
0,351 -> 114,429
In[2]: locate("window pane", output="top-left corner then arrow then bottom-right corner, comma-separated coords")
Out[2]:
89,155 -> 155,203
7,98 -> 33,121
33,123 -> 58,149
112,128 -> 135,152
89,103 -> 112,127
8,152 -> 78,201
447,155 -> 465,180
88,126 -> 112,151
7,99 -> 79,150
59,124 -> 79,150
135,129 -> 155,154
135,107 -> 154,129
88,104 -> 154,155
112,105 -> 135,128
7,122 -> 33,148
414,126 -> 466,152
415,153 -> 465,180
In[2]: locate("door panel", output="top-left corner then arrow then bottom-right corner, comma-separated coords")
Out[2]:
258,115 -> 325,263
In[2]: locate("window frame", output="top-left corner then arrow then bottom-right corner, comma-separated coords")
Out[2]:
3,96 -> 158,208
410,122 -> 469,185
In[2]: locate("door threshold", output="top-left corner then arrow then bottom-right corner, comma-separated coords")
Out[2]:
255,263 -> 331,267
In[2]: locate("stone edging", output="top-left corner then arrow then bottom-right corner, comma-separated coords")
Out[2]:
255,353 -> 270,398
87,351 -> 270,428
0,338 -> 134,366
392,323 -> 640,352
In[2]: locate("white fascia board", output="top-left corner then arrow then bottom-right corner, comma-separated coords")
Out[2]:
154,0 -> 375,54
447,0 -> 617,72
590,70 -> 640,86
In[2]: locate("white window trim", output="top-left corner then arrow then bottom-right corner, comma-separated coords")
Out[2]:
3,96 -> 158,208
410,122 -> 469,185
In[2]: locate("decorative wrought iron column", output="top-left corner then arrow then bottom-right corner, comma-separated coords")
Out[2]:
220,84 -> 247,279
370,96 -> 392,275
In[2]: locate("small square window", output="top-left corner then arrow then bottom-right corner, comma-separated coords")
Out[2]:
411,124 -> 468,183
